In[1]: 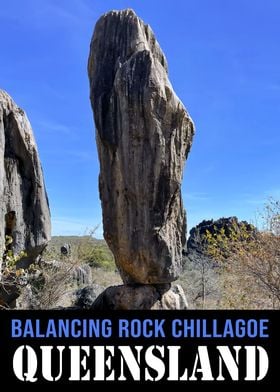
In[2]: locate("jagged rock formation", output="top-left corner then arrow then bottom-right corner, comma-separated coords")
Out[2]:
91,283 -> 188,310
41,259 -> 92,286
75,284 -> 105,309
185,216 -> 257,274
0,90 -> 51,272
187,217 -> 257,254
88,9 -> 194,286
183,217 -> 258,308
72,264 -> 92,286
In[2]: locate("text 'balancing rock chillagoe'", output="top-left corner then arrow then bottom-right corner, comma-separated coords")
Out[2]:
88,9 -> 194,293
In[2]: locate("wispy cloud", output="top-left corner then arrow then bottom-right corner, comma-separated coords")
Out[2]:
52,216 -> 103,238
242,189 -> 280,206
36,120 -> 74,135
201,164 -> 215,174
41,147 -> 95,163
267,188 -> 280,199
243,196 -> 266,205
0,0 -> 97,29
266,83 -> 280,91
183,192 -> 210,201
66,150 -> 95,162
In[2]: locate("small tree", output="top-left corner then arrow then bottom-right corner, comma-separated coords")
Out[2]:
0,236 -> 27,308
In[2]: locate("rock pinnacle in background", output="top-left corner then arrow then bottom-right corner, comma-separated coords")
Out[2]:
0,90 -> 51,304
88,9 -> 194,307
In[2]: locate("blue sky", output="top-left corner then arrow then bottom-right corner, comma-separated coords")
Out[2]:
0,0 -> 279,237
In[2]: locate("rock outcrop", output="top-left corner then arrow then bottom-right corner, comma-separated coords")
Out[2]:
72,264 -> 92,286
0,90 -> 51,272
187,217 -> 257,254
88,9 -> 194,286
185,217 -> 257,278
91,283 -> 188,310
75,284 -> 105,309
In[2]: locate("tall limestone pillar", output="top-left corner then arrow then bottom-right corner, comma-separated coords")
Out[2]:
88,9 -> 194,309
0,90 -> 51,306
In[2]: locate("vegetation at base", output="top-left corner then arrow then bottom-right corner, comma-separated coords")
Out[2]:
43,234 -> 115,271
1,200 -> 279,310
0,236 -> 29,308
180,198 -> 280,309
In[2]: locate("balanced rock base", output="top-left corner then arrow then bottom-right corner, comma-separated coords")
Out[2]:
91,284 -> 188,310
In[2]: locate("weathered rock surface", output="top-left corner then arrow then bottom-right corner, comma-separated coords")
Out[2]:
72,264 -> 92,286
88,9 -> 194,284
91,283 -> 188,310
75,284 -> 105,309
0,90 -> 51,271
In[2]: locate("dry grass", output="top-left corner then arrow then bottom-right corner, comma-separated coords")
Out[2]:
91,267 -> 122,287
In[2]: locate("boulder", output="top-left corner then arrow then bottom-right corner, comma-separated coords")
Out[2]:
72,264 -> 92,286
61,243 -> 71,256
75,284 -> 105,309
88,9 -> 194,284
0,90 -> 51,278
91,283 -> 188,310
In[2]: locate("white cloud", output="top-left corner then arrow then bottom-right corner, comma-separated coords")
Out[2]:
183,192 -> 210,201
52,216 -> 103,238
36,120 -> 74,135
242,189 -> 280,206
0,0 -> 97,29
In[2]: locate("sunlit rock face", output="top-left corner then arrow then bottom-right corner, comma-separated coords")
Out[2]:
88,9 -> 194,286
